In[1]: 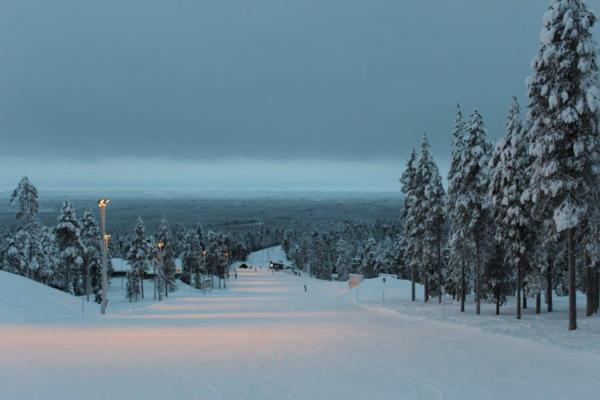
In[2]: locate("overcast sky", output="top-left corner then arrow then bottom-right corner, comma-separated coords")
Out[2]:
1,0 -> 599,192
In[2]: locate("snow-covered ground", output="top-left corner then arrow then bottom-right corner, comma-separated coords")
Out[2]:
354,275 -> 600,354
1,247 -> 599,399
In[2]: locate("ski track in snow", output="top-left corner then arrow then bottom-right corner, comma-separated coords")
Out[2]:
1,246 -> 599,399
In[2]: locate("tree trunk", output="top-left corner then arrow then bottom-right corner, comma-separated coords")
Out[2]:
65,264 -> 69,293
475,242 -> 481,315
516,262 -> 522,320
536,292 -> 541,314
437,228 -> 442,304
546,262 -> 553,312
568,227 -> 577,331
594,268 -> 600,313
586,266 -> 594,317
460,264 -> 465,312
523,295 -> 527,309
140,271 -> 144,299
495,290 -> 500,315
424,273 -> 429,303
411,264 -> 416,302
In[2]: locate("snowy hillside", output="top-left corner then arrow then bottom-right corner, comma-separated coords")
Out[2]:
0,271 -> 82,323
354,275 -> 600,353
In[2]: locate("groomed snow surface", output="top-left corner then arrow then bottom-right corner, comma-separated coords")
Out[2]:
1,246 -> 599,399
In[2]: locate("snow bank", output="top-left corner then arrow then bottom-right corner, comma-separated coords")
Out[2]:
0,271 -> 82,322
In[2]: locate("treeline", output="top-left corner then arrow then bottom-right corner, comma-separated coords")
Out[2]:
284,220 -> 401,281
287,0 -> 600,331
0,176 -> 284,304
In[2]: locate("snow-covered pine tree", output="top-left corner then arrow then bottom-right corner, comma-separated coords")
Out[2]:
525,0 -> 600,330
157,218 -> 177,296
483,242 -> 509,315
423,154 -> 446,303
10,176 -> 39,224
126,217 -> 149,301
488,98 -> 532,319
126,270 -> 141,302
361,237 -> 378,279
400,148 -> 419,301
447,105 -> 470,311
54,200 -> 85,294
416,134 -> 446,302
415,135 -> 433,302
37,226 -> 60,286
80,210 -> 102,300
334,237 -> 353,280
454,110 -> 491,315
180,229 -> 202,288
8,176 -> 43,280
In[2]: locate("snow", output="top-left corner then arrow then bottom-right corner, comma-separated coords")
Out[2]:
1,247 -> 600,399
0,270 -> 82,322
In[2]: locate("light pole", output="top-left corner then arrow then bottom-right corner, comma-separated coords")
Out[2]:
98,198 -> 110,315
156,240 -> 165,301
224,251 -> 229,289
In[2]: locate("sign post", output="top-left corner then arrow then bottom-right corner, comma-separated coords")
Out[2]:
349,273 -> 364,302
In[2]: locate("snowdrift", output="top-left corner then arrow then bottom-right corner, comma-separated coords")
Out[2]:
0,271 -> 82,323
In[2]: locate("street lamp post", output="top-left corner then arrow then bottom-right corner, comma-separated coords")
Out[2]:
98,198 -> 110,315
157,241 -> 165,301
224,251 -> 229,289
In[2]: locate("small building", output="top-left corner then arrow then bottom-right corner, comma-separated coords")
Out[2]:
269,260 -> 293,270
110,257 -> 183,277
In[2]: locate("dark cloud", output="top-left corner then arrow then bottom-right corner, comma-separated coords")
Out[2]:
1,0 -> 599,164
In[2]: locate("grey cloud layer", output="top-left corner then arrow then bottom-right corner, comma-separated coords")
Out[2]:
1,0 -> 599,162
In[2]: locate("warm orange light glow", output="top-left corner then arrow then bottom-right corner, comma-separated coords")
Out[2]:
97,198 -> 111,208
157,240 -> 165,250
103,233 -> 111,241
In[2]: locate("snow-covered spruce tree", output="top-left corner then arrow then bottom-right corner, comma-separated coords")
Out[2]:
482,242 -> 510,315
8,176 -> 44,280
54,200 -> 85,294
126,217 -> 149,301
525,0 -> 600,330
157,218 -> 177,296
37,226 -> 60,286
334,237 -> 353,280
80,210 -> 102,300
416,134 -> 446,302
180,229 -> 202,288
414,136 -> 433,302
488,98 -> 532,319
400,148 -> 419,301
125,270 -> 141,302
447,105 -> 470,311
424,156 -> 446,303
453,110 -> 491,315
10,176 -> 39,224
361,237 -> 379,279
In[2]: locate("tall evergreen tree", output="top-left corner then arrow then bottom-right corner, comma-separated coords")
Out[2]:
10,176 -> 39,224
80,210 -> 102,300
180,229 -> 202,288
447,105 -> 470,311
157,218 -> 177,296
525,0 -> 600,330
126,217 -> 149,301
453,110 -> 491,315
489,98 -> 532,319
400,148 -> 419,301
423,155 -> 446,303
54,200 -> 85,294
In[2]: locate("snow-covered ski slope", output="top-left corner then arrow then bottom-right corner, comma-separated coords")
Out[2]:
0,270 -> 82,322
1,247 -> 599,399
